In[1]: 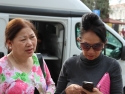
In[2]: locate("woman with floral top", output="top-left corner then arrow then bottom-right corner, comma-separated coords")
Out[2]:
0,18 -> 55,94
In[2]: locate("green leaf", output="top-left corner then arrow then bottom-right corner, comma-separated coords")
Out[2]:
32,55 -> 39,66
12,72 -> 20,79
34,73 -> 40,82
0,74 -> 6,82
20,73 -> 30,83
2,76 -> 5,81
16,72 -> 21,77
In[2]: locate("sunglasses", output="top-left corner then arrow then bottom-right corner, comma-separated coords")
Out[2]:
80,42 -> 103,51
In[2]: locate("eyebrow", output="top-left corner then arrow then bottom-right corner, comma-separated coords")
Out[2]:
18,34 -> 35,38
82,42 -> 102,45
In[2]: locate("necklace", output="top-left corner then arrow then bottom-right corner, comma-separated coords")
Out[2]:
11,53 -> 30,73
11,53 -> 21,64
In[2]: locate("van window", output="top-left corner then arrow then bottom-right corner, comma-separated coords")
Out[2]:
75,23 -> 81,49
75,23 -> 122,59
104,31 -> 122,59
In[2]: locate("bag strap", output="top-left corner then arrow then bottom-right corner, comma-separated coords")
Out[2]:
36,53 -> 46,78
34,53 -> 46,94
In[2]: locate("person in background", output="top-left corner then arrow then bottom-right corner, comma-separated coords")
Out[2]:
120,28 -> 125,39
55,13 -> 123,94
0,18 -> 55,94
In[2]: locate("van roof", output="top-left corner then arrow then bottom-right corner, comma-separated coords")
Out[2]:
0,0 -> 91,12
0,0 -> 92,17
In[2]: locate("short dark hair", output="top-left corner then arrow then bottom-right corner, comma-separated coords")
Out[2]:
80,13 -> 106,43
5,18 -> 37,45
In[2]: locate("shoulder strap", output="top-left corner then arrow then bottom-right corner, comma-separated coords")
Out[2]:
34,53 -> 46,94
36,53 -> 46,78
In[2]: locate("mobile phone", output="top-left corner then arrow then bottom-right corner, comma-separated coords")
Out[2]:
82,81 -> 94,92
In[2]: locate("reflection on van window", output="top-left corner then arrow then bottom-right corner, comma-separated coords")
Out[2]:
75,23 -> 81,49
104,31 -> 122,59
75,23 -> 122,59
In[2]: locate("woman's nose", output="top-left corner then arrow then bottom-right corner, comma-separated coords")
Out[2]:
87,47 -> 95,53
26,39 -> 32,46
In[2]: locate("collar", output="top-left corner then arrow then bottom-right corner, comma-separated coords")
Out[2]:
80,53 -> 103,66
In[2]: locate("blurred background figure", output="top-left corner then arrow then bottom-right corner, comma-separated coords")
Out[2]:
120,28 -> 125,39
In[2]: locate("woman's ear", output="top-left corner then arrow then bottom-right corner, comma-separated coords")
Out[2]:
77,37 -> 81,42
6,40 -> 12,50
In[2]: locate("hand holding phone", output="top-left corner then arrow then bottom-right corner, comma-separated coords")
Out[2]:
82,81 -> 94,92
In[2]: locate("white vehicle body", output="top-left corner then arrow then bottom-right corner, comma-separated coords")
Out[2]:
0,0 -> 125,91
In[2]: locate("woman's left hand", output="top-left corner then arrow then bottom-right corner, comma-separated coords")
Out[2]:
82,88 -> 102,94
65,84 -> 86,94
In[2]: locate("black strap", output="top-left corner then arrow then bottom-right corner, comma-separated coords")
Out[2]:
36,53 -> 46,77
34,53 -> 45,94
34,87 -> 39,94
0,52 -> 4,58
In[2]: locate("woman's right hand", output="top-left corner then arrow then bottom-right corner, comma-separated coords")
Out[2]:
65,84 -> 85,94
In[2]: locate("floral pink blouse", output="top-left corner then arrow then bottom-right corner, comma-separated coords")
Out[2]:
0,53 -> 55,94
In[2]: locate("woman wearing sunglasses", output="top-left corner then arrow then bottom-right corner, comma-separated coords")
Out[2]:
55,13 -> 123,94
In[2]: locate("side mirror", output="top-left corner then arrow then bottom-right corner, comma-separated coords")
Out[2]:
121,46 -> 125,60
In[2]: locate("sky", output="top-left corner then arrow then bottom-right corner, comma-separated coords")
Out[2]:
109,0 -> 125,5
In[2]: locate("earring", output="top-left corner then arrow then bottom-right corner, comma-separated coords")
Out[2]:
9,47 -> 11,49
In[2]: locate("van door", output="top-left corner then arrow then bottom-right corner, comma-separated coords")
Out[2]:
0,13 -> 9,56
105,24 -> 125,89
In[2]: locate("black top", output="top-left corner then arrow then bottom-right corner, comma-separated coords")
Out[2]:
55,53 -> 123,94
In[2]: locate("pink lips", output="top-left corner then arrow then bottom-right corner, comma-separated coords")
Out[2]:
87,55 -> 94,59
25,48 -> 33,53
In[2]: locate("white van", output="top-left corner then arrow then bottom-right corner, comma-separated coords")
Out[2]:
0,0 -> 125,91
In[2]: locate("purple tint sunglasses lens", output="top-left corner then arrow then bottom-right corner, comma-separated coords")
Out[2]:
80,42 -> 103,51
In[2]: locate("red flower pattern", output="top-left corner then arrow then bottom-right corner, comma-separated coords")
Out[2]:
6,79 -> 28,94
0,55 -> 55,94
0,66 -> 2,74
36,66 -> 43,76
